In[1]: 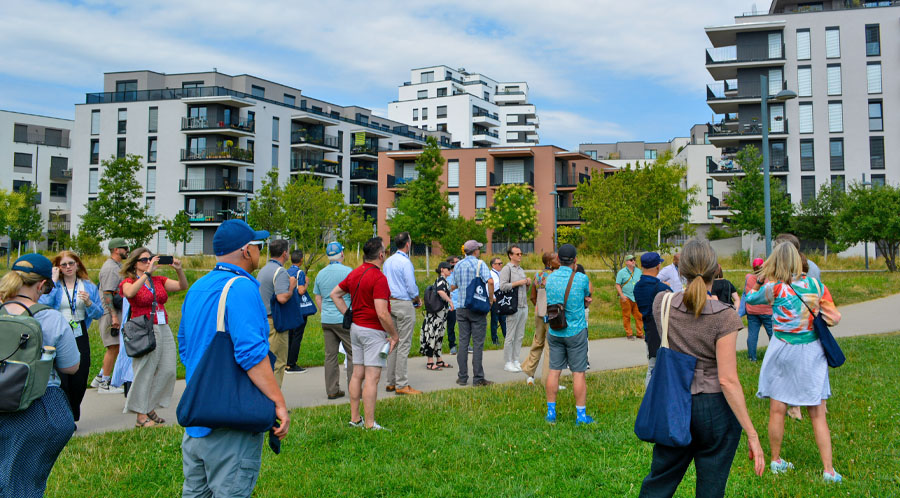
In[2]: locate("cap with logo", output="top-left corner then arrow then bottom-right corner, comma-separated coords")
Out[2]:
326,242 -> 344,257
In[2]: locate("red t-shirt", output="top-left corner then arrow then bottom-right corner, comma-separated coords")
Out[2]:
119,276 -> 169,324
338,263 -> 390,331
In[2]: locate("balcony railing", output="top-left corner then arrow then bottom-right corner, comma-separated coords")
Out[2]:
496,90 -> 525,95
179,178 -> 253,193
349,188 -> 378,205
387,175 -> 417,188
291,158 -> 341,176
556,172 -> 591,188
14,131 -> 70,148
290,131 -> 340,149
557,207 -> 583,222
490,171 -> 534,187
181,116 -> 255,133
473,109 -> 499,120
708,156 -> 789,174
708,119 -> 789,138
472,128 -> 499,138
47,220 -> 71,231
706,44 -> 785,65
350,145 -> 386,156
181,146 -> 254,163
350,167 -> 378,181
706,81 -> 741,100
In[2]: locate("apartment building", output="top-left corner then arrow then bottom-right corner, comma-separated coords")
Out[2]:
388,66 -> 539,148
70,70 -> 451,254
0,110 -> 73,251
704,0 -> 897,212
580,124 -> 725,234
377,146 -> 614,254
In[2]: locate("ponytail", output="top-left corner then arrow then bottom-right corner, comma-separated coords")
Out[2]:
678,238 -> 719,318
683,275 -> 708,318
0,271 -> 26,302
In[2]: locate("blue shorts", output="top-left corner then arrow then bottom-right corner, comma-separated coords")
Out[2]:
548,328 -> 589,372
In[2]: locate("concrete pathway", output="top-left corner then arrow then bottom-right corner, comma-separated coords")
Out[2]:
75,292 -> 900,435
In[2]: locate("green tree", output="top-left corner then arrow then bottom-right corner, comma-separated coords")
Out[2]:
791,183 -> 849,258
161,210 -> 194,255
247,169 -> 285,236
1,189 -> 25,265
834,182 -> 900,272
723,145 -> 794,243
556,225 -> 584,248
78,154 -> 157,247
387,136 -> 451,265
8,184 -> 43,251
483,183 -> 539,245
48,211 -> 72,252
438,216 -> 486,257
73,230 -> 102,256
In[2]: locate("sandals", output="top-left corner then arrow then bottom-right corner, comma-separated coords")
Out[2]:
148,411 -> 166,424
426,362 -> 442,371
135,418 -> 158,428
436,360 -> 453,369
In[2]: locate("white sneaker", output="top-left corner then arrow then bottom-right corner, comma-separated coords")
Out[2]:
98,380 -> 124,394
368,421 -> 390,431
513,361 -> 522,370
558,385 -> 567,391
503,362 -> 521,372
90,374 -> 102,388
526,376 -> 535,385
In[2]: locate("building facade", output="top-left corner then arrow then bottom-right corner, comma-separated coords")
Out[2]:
704,0 -> 897,211
388,66 -> 539,148
377,146 -> 613,255
70,71 -> 451,254
1,110 -> 73,251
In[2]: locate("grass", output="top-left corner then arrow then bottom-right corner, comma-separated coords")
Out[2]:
47,332 -> 900,497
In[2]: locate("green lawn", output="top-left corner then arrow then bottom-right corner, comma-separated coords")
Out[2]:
48,332 -> 900,497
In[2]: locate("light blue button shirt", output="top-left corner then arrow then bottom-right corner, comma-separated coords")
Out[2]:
383,250 -> 418,300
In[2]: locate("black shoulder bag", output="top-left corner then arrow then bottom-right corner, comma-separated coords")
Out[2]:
342,266 -> 374,329
122,276 -> 158,357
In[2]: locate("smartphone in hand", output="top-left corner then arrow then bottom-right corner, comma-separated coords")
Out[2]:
158,255 -> 174,265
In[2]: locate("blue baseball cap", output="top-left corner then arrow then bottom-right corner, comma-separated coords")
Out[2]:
640,252 -> 664,269
11,253 -> 54,279
326,241 -> 344,256
213,220 -> 269,256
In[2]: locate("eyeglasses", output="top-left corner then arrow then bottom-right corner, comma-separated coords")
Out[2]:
511,252 -> 523,256
59,261 -> 77,268
137,257 -> 152,263
248,240 -> 265,246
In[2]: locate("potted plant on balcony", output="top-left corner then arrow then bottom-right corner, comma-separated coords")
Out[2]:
224,140 -> 234,159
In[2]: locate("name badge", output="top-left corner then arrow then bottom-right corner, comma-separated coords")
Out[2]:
156,310 -> 167,325
69,320 -> 82,337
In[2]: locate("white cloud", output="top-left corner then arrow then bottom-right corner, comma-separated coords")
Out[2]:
538,109 -> 633,149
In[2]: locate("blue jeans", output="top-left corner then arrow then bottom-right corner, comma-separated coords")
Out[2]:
490,302 -> 507,344
746,314 -> 773,361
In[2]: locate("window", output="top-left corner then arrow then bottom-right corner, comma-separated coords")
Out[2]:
13,152 -> 32,168
706,178 -> 714,196
826,65 -> 841,95
90,139 -> 99,164
412,109 -> 418,121
484,91 -> 490,101
448,194 -> 459,218
420,71 -> 434,83
50,156 -> 67,172
797,66 -> 812,96
475,192 -> 486,210
644,149 -> 657,160
91,110 -> 100,135
116,80 -> 137,100
436,106 -> 447,118
768,68 -> 782,96
251,85 -> 265,98
828,102 -> 842,132
770,104 -> 785,133
49,183 -> 67,199
448,160 -> 459,187
148,107 -> 158,133
475,159 -> 487,187
117,138 -> 126,158
831,175 -> 845,192
272,145 -> 279,167
768,32 -> 782,59
13,124 -> 27,142
421,108 -> 428,119
871,174 -> 885,188
869,101 -> 883,131
825,27 -> 840,58
437,88 -> 447,97
147,167 -> 156,193
417,90 -> 427,100
800,139 -> 815,171
272,117 -> 279,141
801,176 -> 816,203
797,29 -> 811,60
870,137 -> 884,169
867,63 -> 882,93
829,138 -> 844,170
117,108 -> 127,134
865,24 -> 880,56
588,150 -> 597,160
437,123 -> 448,132
182,81 -> 202,90
503,160 -> 525,184
770,142 -> 786,168
147,137 -> 157,163
284,94 -> 296,106
145,197 -> 155,217
12,180 -> 31,192
798,103 -> 813,133
88,169 -> 99,194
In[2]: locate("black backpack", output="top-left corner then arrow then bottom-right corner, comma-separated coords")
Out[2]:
423,279 -> 446,314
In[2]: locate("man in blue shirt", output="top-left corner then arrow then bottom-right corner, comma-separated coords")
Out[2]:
450,240 -> 494,387
445,256 -> 460,354
312,242 -> 354,399
179,220 -> 289,498
633,252 -> 672,387
285,249 -> 308,374
382,232 -> 423,395
544,244 -> 593,425
615,254 -> 644,340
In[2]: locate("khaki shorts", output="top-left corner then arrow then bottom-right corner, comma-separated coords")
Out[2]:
98,311 -> 121,347
350,323 -> 388,368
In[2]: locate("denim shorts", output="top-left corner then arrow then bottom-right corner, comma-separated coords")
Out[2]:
548,328 -> 589,372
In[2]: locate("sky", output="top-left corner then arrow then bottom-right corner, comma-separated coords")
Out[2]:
0,0 -> 770,150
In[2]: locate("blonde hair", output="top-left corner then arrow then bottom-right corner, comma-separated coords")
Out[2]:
760,242 -> 801,284
679,238 -> 719,317
0,269 -> 47,302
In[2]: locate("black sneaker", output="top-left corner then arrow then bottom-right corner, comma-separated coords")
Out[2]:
456,378 -> 468,386
285,365 -> 307,374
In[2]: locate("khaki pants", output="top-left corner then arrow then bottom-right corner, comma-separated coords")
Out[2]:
521,314 -> 551,383
386,300 -> 415,389
268,318 -> 289,387
621,298 -> 644,338
322,322 -> 353,396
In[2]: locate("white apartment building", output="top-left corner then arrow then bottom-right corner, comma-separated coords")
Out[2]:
70,71 -> 451,255
0,110 -> 73,251
388,65 -> 539,148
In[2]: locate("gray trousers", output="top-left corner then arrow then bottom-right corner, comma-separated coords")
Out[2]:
645,356 -> 657,388
386,299 -> 415,388
182,429 -> 265,498
125,323 -> 176,415
502,306 -> 528,365
322,322 -> 353,396
457,308 -> 487,383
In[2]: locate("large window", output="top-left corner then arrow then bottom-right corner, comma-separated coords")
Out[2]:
796,29 -> 810,60
90,139 -> 99,164
768,68 -> 782,96
272,117 -> 279,142
870,137 -> 884,170
801,176 -> 816,203
448,160 -> 459,188
706,178 -> 713,195
867,63 -> 882,94
147,167 -> 156,193
826,65 -> 841,95
448,194 -> 459,218
13,124 -> 27,142
412,109 -> 418,121
800,139 -> 815,171
284,94 -> 296,106
865,24 -> 880,56
417,90 -> 427,100
116,138 -> 126,159
871,174 -> 885,188
421,107 -> 428,119
91,110 -> 100,135
145,197 -> 155,217
869,101 -> 883,131
12,180 -> 31,192
148,107 -> 158,133
828,102 -> 842,133
475,159 -> 487,187
272,144 -> 279,167
13,152 -> 32,168
117,108 -> 127,134
147,137 -> 157,163
798,103 -> 813,133
644,149 -> 657,160
436,106 -> 447,118
251,85 -> 265,98
420,71 -> 434,83
829,138 -> 844,171
797,66 -> 812,96
437,88 -> 447,97
768,32 -> 782,59
49,183 -> 67,199
88,169 -> 99,194
825,27 -> 840,58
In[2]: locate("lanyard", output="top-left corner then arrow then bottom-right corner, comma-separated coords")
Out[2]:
213,263 -> 245,276
62,281 -> 79,317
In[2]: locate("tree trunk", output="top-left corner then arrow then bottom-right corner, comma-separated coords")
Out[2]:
824,240 -> 828,263
748,233 -> 754,265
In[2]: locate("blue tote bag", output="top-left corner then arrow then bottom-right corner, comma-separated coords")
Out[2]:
463,260 -> 491,314
634,292 -> 697,447
791,281 -> 845,368
177,277 -> 277,433
270,268 -> 304,331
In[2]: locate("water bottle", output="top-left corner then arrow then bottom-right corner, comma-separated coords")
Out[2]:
41,346 -> 56,361
379,341 -> 391,359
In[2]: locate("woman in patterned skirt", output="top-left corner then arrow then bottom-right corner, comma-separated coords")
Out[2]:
420,262 -> 454,370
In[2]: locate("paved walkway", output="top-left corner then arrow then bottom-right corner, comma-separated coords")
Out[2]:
75,292 -> 900,435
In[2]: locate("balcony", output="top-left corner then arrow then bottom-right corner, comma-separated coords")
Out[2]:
181,116 -> 255,137
181,146 -> 254,164
705,44 -> 785,79
707,119 -> 788,147
187,210 -> 229,224
290,131 -> 340,151
494,90 -> 527,104
47,220 -> 70,232
349,186 -> 377,206
490,171 -> 534,187
350,166 -> 378,183
472,128 -> 500,146
49,166 -> 72,182
472,109 -> 500,127
291,158 -> 341,177
557,207 -> 583,222
708,156 -> 789,182
708,195 -> 732,218
387,175 -> 417,189
179,178 -> 254,194
556,172 -> 591,189
350,145 -> 386,159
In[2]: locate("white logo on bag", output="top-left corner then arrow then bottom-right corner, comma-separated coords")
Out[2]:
499,295 -> 512,307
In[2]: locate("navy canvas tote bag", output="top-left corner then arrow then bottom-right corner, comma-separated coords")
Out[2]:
270,268 -> 304,331
791,281 -> 845,368
177,277 -> 277,433
463,260 -> 491,314
634,292 -> 697,447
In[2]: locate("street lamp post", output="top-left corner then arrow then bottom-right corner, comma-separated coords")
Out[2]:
760,74 -> 797,256
861,173 -> 873,270
549,190 -> 558,252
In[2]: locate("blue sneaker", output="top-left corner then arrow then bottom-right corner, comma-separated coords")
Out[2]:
545,410 -> 557,424
575,415 -> 595,426
823,470 -> 843,483
770,459 -> 794,474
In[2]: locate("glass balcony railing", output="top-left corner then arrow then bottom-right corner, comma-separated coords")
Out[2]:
291,158 -> 341,176
181,116 -> 255,133
181,147 -> 254,163
178,178 -> 253,193
290,131 -> 340,149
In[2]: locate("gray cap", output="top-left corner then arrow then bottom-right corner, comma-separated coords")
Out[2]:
108,238 -> 129,250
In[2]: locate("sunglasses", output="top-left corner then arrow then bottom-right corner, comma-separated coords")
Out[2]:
248,240 -> 265,247
59,261 -> 77,268
137,257 -> 152,263
511,252 -> 523,256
